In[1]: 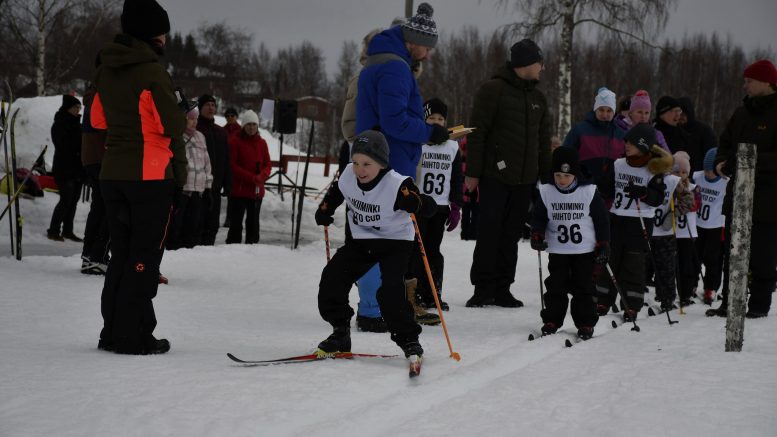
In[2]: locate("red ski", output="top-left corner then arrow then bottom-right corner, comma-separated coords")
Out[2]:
227,351 -> 398,366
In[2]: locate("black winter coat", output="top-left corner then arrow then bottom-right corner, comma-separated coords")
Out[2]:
197,116 -> 232,193
678,97 -> 717,171
51,109 -> 84,181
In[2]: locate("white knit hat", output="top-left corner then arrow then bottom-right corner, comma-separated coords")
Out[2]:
593,87 -> 616,111
241,110 -> 259,125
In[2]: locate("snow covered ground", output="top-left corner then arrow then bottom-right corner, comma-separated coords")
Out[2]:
2,98 -> 776,436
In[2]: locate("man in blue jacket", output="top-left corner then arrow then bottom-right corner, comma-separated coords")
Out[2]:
355,2 -> 449,177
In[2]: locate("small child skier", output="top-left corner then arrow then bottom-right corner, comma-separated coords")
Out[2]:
313,130 -> 438,360
530,146 -> 610,339
693,147 -> 728,305
670,151 -> 701,306
596,123 -> 671,321
410,98 -> 464,314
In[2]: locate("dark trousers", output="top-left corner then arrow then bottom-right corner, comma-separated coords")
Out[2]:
99,179 -> 174,349
226,197 -> 262,244
469,178 -> 532,297
319,238 -> 421,346
676,238 -> 701,300
460,194 -> 479,240
651,235 -> 677,303
542,253 -> 598,328
200,184 -> 222,246
746,222 -> 777,313
81,165 -> 110,262
167,192 -> 204,250
596,239 -> 648,312
412,206 -> 449,299
48,176 -> 82,236
696,227 -> 725,291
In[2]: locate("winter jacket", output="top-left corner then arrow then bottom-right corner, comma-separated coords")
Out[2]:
562,111 -> 625,191
341,74 -> 359,143
51,108 -> 84,181
80,89 -> 106,167
197,116 -> 232,193
677,97 -> 717,171
654,118 -> 690,156
228,130 -> 271,199
716,92 -> 777,223
465,63 -> 552,185
356,26 -> 433,177
224,122 -> 241,138
615,115 -> 671,152
182,130 -> 213,194
91,34 -> 186,185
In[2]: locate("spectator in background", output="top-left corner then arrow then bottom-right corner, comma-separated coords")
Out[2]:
197,94 -> 231,245
226,110 -> 271,244
47,94 -> 85,242
80,87 -> 110,274
614,90 -> 671,153
167,107 -> 212,249
654,95 -> 690,155
223,107 -> 241,138
677,97 -> 717,171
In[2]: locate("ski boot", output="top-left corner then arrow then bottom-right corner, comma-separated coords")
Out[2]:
746,311 -> 768,319
596,304 -> 610,316
316,325 -> 351,357
577,326 -> 594,340
405,279 -> 441,326
401,341 -> 424,378
356,315 -> 388,333
623,309 -> 638,322
541,322 -> 558,336
660,300 -> 677,313
706,303 -> 727,317
703,289 -> 716,306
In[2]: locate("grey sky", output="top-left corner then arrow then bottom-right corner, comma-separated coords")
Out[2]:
161,0 -> 776,75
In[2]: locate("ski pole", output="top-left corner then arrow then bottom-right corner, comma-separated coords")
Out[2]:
402,188 -> 461,361
324,225 -> 331,262
0,145 -> 47,222
537,250 -> 545,311
636,196 -> 678,325
604,262 -> 640,332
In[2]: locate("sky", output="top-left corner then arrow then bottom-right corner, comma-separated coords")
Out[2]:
161,0 -> 777,76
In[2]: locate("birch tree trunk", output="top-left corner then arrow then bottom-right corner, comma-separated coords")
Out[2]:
556,0 -> 575,137
725,143 -> 757,352
35,0 -> 46,96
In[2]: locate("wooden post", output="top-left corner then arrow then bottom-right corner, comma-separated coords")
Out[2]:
725,143 -> 757,352
405,0 -> 413,19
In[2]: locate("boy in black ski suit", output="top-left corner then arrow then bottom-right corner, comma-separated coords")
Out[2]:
530,147 -> 610,339
313,130 -> 437,360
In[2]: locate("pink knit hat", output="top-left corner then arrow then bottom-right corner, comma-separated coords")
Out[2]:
186,107 -> 199,120
629,90 -> 651,112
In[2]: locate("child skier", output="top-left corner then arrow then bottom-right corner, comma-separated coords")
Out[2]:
313,130 -> 437,360
671,152 -> 701,306
411,98 -> 464,313
693,147 -> 728,305
530,146 -> 610,339
596,123 -> 671,321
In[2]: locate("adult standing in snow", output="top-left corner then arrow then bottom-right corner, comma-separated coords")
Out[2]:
709,59 -> 777,318
463,38 -> 552,308
226,110 -> 271,244
223,107 -> 241,138
90,0 -> 186,355
677,97 -> 717,171
654,96 -> 690,155
355,2 -> 449,177
47,94 -> 85,242
197,94 -> 231,246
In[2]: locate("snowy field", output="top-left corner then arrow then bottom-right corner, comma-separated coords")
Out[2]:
2,98 -> 777,436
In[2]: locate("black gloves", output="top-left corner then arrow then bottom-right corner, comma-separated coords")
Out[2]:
429,124 -> 449,145
594,241 -> 610,265
530,231 -> 548,251
396,190 -> 422,213
623,181 -> 647,199
315,202 -> 334,226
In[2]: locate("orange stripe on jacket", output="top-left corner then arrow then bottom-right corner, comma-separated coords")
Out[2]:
91,92 -> 107,129
139,90 -> 173,180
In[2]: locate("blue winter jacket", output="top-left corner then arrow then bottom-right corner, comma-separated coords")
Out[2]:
356,26 -> 433,178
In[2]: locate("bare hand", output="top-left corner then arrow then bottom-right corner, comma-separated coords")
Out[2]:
464,176 -> 479,192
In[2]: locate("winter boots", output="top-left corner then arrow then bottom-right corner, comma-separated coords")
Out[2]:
405,279 -> 441,326
596,304 -> 610,316
317,325 -> 351,354
541,322 -> 558,336
623,309 -> 638,322
703,289 -> 716,306
577,326 -> 594,340
356,315 -> 387,333
400,340 -> 423,359
706,302 -> 727,317
113,336 -> 170,355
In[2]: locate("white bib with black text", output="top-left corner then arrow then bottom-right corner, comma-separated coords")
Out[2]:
338,165 -> 415,240
419,140 -> 458,206
539,184 -> 597,254
693,170 -> 727,229
652,174 -> 681,237
610,158 -> 656,217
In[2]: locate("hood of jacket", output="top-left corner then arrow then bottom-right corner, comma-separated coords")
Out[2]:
366,26 -> 412,65
493,62 -> 539,91
677,97 -> 697,125
97,34 -> 159,69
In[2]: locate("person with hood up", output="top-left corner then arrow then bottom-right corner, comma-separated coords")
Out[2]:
677,97 -> 717,171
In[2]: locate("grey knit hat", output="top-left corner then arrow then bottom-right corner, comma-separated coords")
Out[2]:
351,130 -> 390,168
402,3 -> 438,48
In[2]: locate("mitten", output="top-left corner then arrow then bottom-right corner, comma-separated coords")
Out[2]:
429,124 -> 449,145
530,231 -> 547,251
315,202 -> 334,226
623,181 -> 646,199
446,203 -> 461,232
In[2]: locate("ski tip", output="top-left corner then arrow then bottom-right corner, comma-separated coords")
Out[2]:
611,320 -> 618,328
528,334 -> 535,341
648,308 -> 656,317
408,355 -> 422,378
564,339 -> 573,348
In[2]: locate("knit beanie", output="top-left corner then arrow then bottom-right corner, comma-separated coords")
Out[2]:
423,98 -> 448,119
656,95 -> 680,117
197,94 -> 217,111
743,59 -> 777,85
552,146 -> 581,177
61,94 -> 81,111
629,90 -> 652,112
186,107 -> 199,120
703,148 -> 717,172
121,0 -> 170,42
351,130 -> 390,168
402,3 -> 438,48
593,87 -> 616,111
241,110 -> 259,125
624,123 -> 657,154
224,107 -> 238,117
672,151 -> 691,174
509,38 -> 543,68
